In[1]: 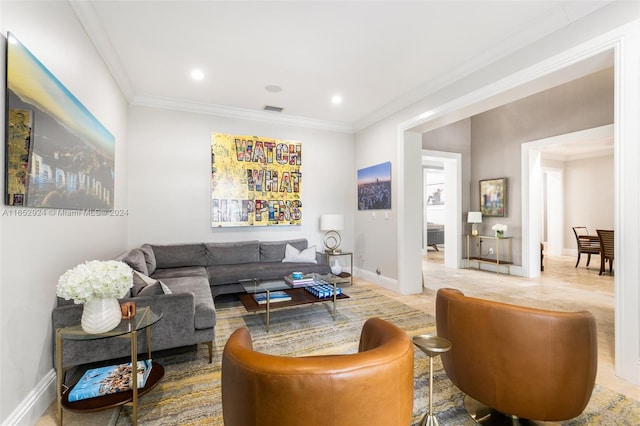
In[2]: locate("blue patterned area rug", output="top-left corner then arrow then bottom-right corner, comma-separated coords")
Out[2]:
112,285 -> 640,426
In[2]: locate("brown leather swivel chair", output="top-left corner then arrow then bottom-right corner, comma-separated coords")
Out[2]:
436,288 -> 597,423
222,317 -> 414,426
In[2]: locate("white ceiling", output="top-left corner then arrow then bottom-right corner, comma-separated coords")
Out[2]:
70,1 -> 612,132
540,135 -> 613,161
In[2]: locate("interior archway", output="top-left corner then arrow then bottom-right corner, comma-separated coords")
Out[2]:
398,37 -> 639,385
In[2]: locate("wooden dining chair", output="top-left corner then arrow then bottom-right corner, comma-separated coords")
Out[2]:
573,226 -> 600,268
596,229 -> 614,275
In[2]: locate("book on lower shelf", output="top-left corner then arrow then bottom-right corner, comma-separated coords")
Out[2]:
67,359 -> 153,402
284,274 -> 315,287
253,290 -> 292,304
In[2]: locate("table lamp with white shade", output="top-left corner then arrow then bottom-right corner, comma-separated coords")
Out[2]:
467,211 -> 482,236
320,214 -> 344,254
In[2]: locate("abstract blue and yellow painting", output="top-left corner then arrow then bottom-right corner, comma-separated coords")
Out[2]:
5,32 -> 115,209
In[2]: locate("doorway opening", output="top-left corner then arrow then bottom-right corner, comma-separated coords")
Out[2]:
522,124 -> 614,278
399,38 -> 638,383
422,151 -> 462,271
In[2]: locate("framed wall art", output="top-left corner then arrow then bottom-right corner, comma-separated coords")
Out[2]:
357,161 -> 391,210
211,133 -> 302,227
426,183 -> 444,206
5,32 -> 116,209
480,177 -> 506,217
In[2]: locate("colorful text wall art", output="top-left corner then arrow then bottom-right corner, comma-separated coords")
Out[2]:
211,133 -> 302,227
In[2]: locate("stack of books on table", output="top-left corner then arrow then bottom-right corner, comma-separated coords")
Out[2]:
253,291 -> 292,304
68,359 -> 153,402
305,283 -> 342,299
284,273 -> 315,287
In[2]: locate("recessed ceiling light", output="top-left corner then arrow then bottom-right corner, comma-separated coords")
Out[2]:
190,69 -> 204,81
331,95 -> 343,105
265,85 -> 283,93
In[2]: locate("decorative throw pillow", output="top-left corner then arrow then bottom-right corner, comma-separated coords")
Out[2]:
132,270 -> 158,296
137,281 -> 172,296
139,244 -> 157,275
282,243 -> 317,263
122,249 -> 149,276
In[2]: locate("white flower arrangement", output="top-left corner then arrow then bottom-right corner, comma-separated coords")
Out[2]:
492,224 -> 508,232
57,260 -> 133,304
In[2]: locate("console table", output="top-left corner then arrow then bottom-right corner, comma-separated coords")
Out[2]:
466,235 -> 513,274
55,307 -> 163,425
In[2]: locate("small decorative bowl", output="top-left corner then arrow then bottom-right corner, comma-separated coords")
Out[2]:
292,272 -> 303,279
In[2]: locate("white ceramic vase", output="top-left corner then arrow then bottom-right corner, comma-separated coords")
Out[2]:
81,297 -> 122,334
331,259 -> 342,275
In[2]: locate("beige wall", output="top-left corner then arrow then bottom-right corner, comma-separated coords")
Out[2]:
420,68 -> 613,266
468,67 -> 613,265
422,118 -> 472,212
564,154 -> 615,251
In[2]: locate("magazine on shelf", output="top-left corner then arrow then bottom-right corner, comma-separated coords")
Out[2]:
253,290 -> 292,304
67,359 -> 153,402
284,274 -> 315,287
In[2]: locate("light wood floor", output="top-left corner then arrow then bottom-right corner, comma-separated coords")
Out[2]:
366,248 -> 640,404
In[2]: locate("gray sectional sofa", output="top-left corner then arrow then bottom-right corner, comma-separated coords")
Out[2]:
52,238 -> 330,368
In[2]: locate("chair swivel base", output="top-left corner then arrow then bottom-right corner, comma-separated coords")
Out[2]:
463,395 -> 556,426
419,413 -> 440,426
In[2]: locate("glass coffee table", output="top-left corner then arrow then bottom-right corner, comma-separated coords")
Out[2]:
238,276 -> 349,331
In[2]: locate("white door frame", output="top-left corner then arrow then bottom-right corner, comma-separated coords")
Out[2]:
398,25 -> 639,384
422,151 -> 462,269
543,168 -> 563,256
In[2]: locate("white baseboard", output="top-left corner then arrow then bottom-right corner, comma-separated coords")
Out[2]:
3,369 -> 56,426
353,268 -> 399,292
460,260 -> 526,277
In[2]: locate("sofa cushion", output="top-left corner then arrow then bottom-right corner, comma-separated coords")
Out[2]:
283,243 -> 317,263
160,276 -> 216,330
260,239 -> 307,262
151,243 -> 207,268
206,241 -> 260,265
151,266 -> 208,280
207,262 -> 331,286
140,244 -> 157,275
120,249 -> 149,276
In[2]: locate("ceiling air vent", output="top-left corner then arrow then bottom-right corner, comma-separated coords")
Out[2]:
264,105 -> 284,113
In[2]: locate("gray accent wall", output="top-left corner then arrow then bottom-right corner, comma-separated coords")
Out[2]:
424,67 -> 613,266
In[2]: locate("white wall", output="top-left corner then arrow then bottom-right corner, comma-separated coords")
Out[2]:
355,3 -> 638,281
355,1 -> 640,383
563,154 -> 615,252
0,2 -> 129,424
127,105 -> 354,252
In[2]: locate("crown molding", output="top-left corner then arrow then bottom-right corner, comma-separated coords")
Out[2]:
132,95 -> 354,134
69,0 -> 135,102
